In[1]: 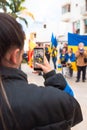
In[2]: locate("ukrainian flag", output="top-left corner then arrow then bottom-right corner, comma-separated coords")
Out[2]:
68,32 -> 87,71
51,33 -> 55,48
68,32 -> 87,53
51,33 -> 58,48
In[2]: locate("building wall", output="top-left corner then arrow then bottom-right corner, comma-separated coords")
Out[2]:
59,0 -> 87,42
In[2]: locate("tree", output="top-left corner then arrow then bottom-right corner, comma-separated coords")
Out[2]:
0,0 -> 8,12
0,0 -> 34,26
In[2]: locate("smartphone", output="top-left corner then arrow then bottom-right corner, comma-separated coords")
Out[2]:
33,48 -> 44,71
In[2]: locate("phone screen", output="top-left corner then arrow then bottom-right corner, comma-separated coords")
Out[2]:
33,48 -> 44,70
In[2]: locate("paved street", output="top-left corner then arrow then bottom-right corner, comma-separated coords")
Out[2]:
21,63 -> 87,130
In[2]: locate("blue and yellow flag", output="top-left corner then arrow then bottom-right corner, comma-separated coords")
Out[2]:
54,36 -> 58,48
68,32 -> 87,53
51,33 -> 58,48
51,33 -> 55,47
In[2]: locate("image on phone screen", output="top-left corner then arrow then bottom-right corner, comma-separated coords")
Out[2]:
33,48 -> 44,70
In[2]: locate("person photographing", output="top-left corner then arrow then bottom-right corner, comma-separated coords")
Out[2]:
75,42 -> 87,82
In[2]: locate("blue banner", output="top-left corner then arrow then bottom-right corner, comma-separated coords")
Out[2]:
68,32 -> 87,46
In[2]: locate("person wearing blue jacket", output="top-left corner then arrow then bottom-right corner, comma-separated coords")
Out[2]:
67,48 -> 76,77
59,48 -> 68,76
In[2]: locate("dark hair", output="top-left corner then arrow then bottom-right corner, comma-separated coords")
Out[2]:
0,13 -> 25,130
0,13 -> 25,62
69,48 -> 73,53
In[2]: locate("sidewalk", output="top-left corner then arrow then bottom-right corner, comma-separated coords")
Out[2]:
21,63 -> 87,130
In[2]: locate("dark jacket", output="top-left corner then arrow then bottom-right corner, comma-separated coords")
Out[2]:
0,66 -> 83,130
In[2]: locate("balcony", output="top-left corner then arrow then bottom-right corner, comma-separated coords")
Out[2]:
61,3 -> 71,22
81,7 -> 87,16
61,12 -> 71,22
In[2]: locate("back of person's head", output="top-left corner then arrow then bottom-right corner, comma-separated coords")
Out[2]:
53,46 -> 56,49
0,13 -> 25,130
68,48 -> 73,53
0,13 -> 25,64
64,43 -> 68,47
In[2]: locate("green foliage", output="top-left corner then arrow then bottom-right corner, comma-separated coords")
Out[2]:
0,0 -> 9,12
0,0 -> 25,13
8,0 -> 26,13
0,0 -> 28,26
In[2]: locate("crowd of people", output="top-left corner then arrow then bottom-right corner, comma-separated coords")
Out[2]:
23,38 -> 87,83
44,42 -> 87,83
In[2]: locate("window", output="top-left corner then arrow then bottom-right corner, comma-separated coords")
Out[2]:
76,4 -> 78,7
34,33 -> 36,38
86,0 -> 87,11
84,19 -> 87,33
62,4 -> 71,14
73,21 -> 80,34
43,24 -> 46,28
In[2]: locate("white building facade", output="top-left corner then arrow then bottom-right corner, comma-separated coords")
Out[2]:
58,0 -> 87,42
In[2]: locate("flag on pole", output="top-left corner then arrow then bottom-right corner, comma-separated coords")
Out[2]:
51,33 -> 58,48
51,33 -> 55,47
54,36 -> 58,47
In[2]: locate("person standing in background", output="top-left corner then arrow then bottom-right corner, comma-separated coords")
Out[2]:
45,44 -> 51,63
63,43 -> 68,53
52,46 -> 58,70
67,48 -> 76,77
75,42 -> 87,82
59,48 -> 68,77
